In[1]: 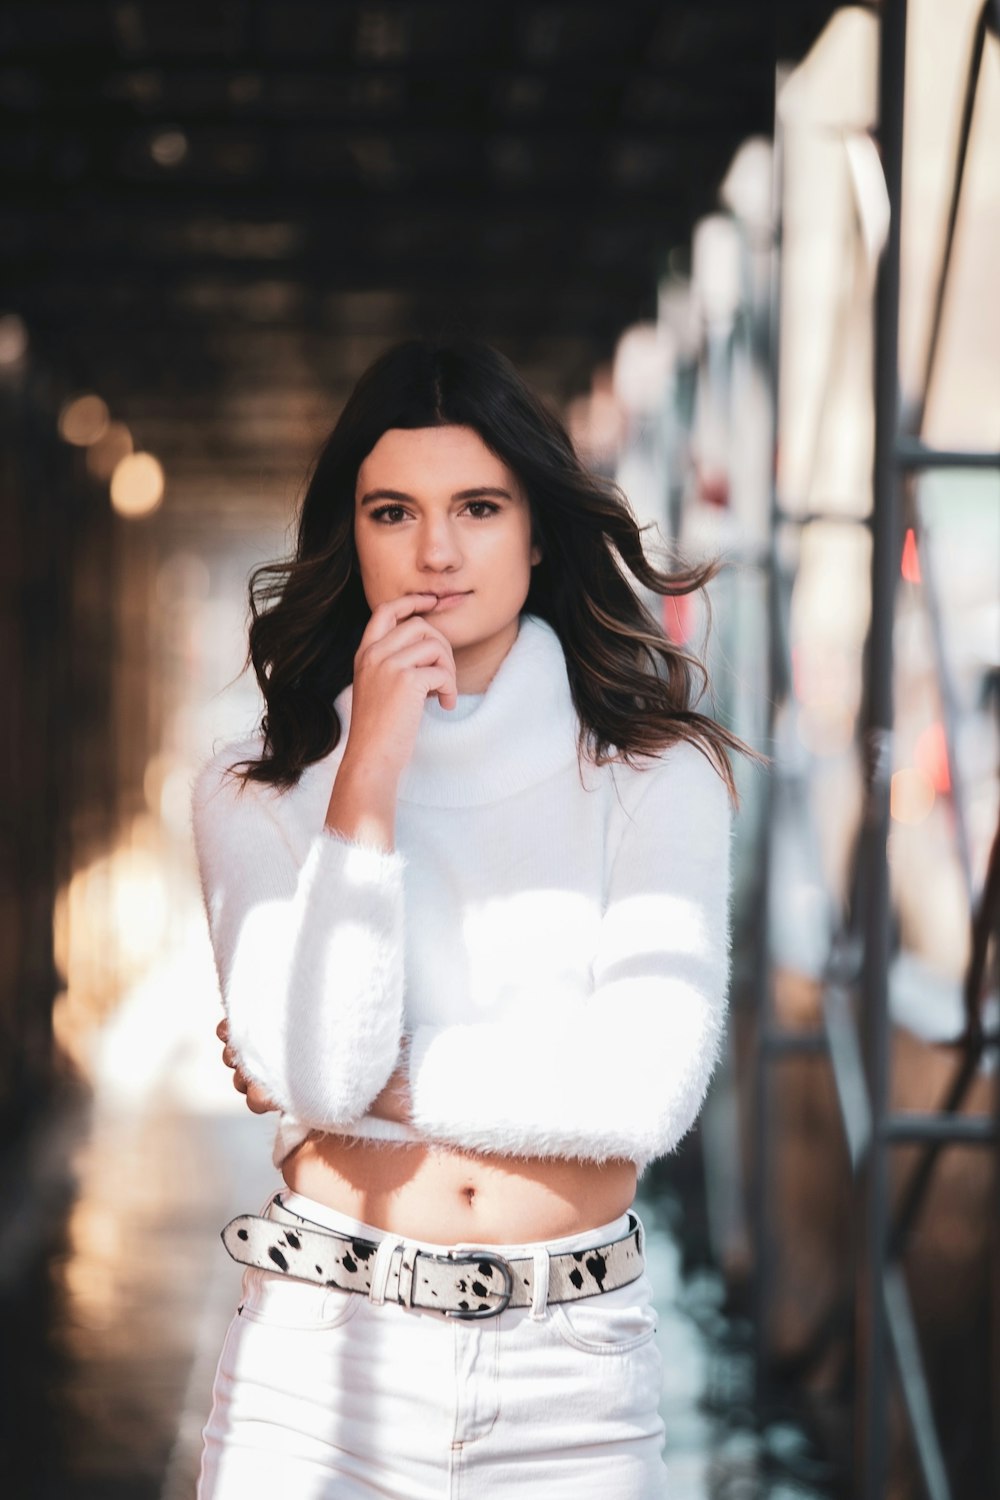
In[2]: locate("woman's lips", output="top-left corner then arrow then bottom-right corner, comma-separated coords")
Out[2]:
428,591 -> 472,611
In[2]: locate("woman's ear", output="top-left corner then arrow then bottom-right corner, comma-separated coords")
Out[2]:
529,519 -> 543,567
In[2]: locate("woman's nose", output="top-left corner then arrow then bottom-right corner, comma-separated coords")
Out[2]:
416,518 -> 462,569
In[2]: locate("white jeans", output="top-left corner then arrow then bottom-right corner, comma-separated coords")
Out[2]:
197,1187 -> 668,1498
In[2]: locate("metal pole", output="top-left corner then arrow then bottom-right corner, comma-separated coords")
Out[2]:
858,1 -> 907,1495
883,1267 -> 952,1500
752,71 -> 786,1415
895,438 -> 1000,469
906,0 -> 990,437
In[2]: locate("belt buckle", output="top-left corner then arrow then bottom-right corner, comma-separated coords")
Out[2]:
423,1249 -> 514,1320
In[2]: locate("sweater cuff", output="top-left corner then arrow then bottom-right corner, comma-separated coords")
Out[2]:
315,826 -> 406,884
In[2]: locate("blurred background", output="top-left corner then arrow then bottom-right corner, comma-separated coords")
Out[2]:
1,2 -> 997,1497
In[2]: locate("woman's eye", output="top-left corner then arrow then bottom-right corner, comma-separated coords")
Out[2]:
370,504 -> 408,524
466,501 -> 500,519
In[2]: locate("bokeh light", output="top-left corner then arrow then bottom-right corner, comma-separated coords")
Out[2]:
85,420 -> 134,480
150,128 -> 188,167
0,312 -> 29,365
59,393 -> 110,447
891,766 -> 936,824
110,451 -> 165,517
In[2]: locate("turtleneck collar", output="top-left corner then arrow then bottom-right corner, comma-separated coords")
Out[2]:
332,613 -> 580,808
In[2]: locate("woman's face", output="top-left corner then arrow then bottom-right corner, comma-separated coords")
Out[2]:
353,424 -> 541,667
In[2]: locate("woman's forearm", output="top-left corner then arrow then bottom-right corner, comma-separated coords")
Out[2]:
194,745 -> 408,1126
366,1062 -> 413,1123
324,751 -> 400,853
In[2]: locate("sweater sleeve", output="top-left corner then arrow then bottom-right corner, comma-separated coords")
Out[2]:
405,742 -> 734,1169
190,745 -> 407,1128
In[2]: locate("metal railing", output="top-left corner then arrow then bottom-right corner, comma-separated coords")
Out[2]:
751,3 -> 1000,1497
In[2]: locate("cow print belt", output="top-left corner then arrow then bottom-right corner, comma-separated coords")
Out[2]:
221,1192 -> 645,1321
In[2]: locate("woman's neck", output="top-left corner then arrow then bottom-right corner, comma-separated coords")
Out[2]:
332,614 -> 579,809
450,615 -> 521,693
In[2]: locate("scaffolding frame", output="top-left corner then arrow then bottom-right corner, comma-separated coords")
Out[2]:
751,3 -> 1000,1498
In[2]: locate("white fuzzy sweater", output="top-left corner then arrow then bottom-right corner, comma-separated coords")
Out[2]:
191,613 -> 734,1175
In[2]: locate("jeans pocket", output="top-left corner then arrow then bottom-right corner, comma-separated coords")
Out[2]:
551,1271 -> 658,1355
239,1266 -> 363,1331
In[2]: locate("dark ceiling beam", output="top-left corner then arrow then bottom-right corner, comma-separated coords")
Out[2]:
0,268 -> 675,302
7,114 -> 759,147
0,243 -> 684,282
1,124 -> 755,179
6,248 -> 664,280
0,114 -> 765,149
2,59 -> 770,92
7,300 -> 677,367
0,0 -> 767,63
30,304 -> 626,349
18,305 -> 648,348
0,177 -> 719,215
0,204 -> 700,244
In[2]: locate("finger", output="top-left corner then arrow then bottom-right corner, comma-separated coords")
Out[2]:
216,1017 -> 229,1042
414,665 -> 459,710
233,1069 -> 249,1096
246,1083 -> 278,1115
361,594 -> 442,649
222,1044 -> 237,1069
377,637 -> 456,677
363,614 -> 454,661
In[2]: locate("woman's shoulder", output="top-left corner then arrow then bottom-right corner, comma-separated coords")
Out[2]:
606,734 -> 731,803
190,731 -> 339,853
190,731 -> 272,817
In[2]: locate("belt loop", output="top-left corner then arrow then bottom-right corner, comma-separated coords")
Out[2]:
397,1247 -> 418,1309
633,1212 -> 645,1258
529,1246 -> 549,1321
369,1234 -> 401,1307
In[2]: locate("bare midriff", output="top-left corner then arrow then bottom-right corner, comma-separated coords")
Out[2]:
281,1132 -> 638,1245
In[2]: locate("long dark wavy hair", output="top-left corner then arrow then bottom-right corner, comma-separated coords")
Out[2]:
235,337 -> 755,801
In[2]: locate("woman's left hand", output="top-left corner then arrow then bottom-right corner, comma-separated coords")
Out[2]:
215,1016 -> 411,1122
216,1016 -> 280,1114
367,1062 -> 413,1124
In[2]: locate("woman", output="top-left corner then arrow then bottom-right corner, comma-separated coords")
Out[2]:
191,338 -> 746,1498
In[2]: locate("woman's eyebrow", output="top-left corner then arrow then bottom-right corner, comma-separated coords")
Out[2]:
359,486 -> 513,506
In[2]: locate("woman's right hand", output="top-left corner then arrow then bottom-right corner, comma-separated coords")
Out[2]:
216,1017 -> 280,1114
342,593 -> 458,783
